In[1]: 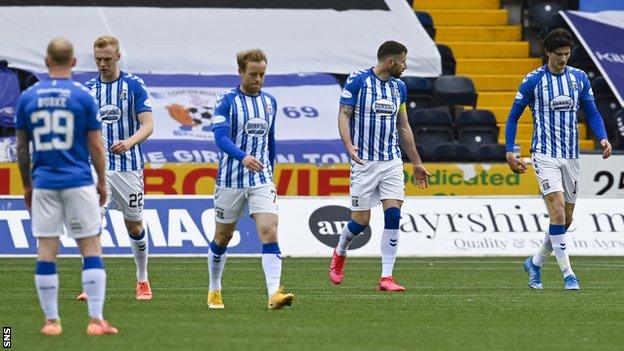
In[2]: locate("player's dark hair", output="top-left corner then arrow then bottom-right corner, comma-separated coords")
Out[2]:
377,41 -> 407,60
543,28 -> 574,52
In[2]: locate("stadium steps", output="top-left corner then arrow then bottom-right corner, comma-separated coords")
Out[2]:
471,74 -> 525,91
436,26 -> 521,42
496,123 -> 588,139
457,58 -> 543,74
440,42 -> 529,58
487,107 -> 532,123
427,9 -> 508,26
478,92 -> 517,106
416,0 -> 500,10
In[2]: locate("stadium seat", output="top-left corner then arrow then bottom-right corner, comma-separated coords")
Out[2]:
455,109 -> 497,127
614,110 -> 624,150
415,11 -> 436,40
527,1 -> 566,29
432,142 -> 475,162
402,76 -> 434,113
433,76 -> 478,109
592,76 -> 620,140
455,109 -> 499,153
436,44 -> 456,76
477,143 -> 507,162
413,126 -> 455,154
569,46 -> 598,79
409,108 -> 453,129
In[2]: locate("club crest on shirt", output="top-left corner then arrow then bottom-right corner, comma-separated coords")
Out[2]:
119,89 -> 128,101
264,103 -> 273,116
571,81 -> 578,91
98,104 -> 122,123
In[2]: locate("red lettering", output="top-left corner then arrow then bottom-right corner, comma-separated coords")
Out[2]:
276,169 -> 293,195
317,169 -> 349,195
0,168 -> 9,194
144,169 -> 177,194
297,169 -> 310,195
182,168 -> 217,194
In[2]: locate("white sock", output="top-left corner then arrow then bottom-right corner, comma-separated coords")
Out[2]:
208,244 -> 227,292
35,273 -> 59,321
129,230 -> 149,282
532,232 -> 553,267
381,229 -> 399,277
262,254 -> 282,297
550,234 -> 574,277
82,268 -> 106,320
337,226 -> 357,256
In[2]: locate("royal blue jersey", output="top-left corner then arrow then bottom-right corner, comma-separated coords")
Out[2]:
339,68 -> 407,161
514,65 -> 594,159
14,78 -> 101,189
85,71 -> 152,171
212,87 -> 276,188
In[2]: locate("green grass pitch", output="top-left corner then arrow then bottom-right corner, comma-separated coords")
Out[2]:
1,257 -> 624,350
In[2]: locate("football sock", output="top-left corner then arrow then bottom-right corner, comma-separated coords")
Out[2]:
129,229 -> 149,282
262,242 -> 282,297
549,224 -> 574,277
336,220 -> 367,256
82,256 -> 106,320
381,207 -> 401,277
208,241 -> 227,292
532,231 -> 553,267
35,261 -> 59,321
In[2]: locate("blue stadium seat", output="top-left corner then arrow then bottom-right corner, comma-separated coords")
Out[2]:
432,142 -> 475,162
455,109 -> 499,153
527,1 -> 566,29
415,11 -> 436,40
614,110 -> 624,150
410,108 -> 453,128
436,44 -> 456,76
477,143 -> 507,162
433,76 -> 478,109
569,46 -> 598,79
402,76 -> 434,113
414,126 -> 455,156
591,76 -> 620,141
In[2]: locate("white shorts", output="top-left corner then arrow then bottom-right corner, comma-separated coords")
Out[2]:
32,185 -> 102,239
532,153 -> 579,204
214,184 -> 278,224
350,158 -> 405,211
94,169 -> 144,221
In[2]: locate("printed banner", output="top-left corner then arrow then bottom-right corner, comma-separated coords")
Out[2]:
0,0 -> 440,77
579,153 -> 624,196
562,10 -> 624,107
2,196 -> 623,256
0,162 -> 540,196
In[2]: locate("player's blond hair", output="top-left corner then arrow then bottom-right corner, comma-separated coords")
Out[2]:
47,37 -> 74,66
93,35 -> 120,52
237,49 -> 267,71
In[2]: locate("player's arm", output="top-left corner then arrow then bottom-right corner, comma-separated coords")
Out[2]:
505,78 -> 533,173
268,99 -> 276,170
396,108 -> 430,189
338,73 -> 364,165
579,75 -> 611,159
88,130 -> 107,206
15,129 -> 32,209
110,111 -> 154,155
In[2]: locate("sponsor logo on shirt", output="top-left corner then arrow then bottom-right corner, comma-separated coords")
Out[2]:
372,98 -> 396,116
549,95 -> 573,111
244,117 -> 269,137
99,104 -> 122,123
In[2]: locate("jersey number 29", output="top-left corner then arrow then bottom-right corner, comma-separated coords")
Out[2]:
31,110 -> 74,151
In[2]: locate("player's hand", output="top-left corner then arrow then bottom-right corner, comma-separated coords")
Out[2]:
242,155 -> 264,172
110,140 -> 132,154
600,139 -> 612,159
96,182 -> 107,206
346,144 -> 364,165
506,151 -> 527,174
23,186 -> 32,210
412,163 -> 431,189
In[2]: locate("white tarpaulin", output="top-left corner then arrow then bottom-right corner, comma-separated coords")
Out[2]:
0,0 -> 441,76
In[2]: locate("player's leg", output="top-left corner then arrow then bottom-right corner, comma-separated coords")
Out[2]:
32,188 -> 63,335
63,185 -> 117,334
207,187 -> 245,309
557,158 -> 580,290
377,159 -> 406,292
114,170 -> 151,299
249,185 -> 293,309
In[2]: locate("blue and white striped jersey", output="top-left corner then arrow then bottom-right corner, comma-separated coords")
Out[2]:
84,71 -> 152,171
340,68 -> 407,161
515,65 -> 593,159
212,87 -> 276,188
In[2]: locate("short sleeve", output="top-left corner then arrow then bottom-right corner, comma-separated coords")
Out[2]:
14,94 -> 27,130
132,78 -> 152,114
211,93 -> 231,130
339,72 -> 363,106
84,91 -> 102,130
